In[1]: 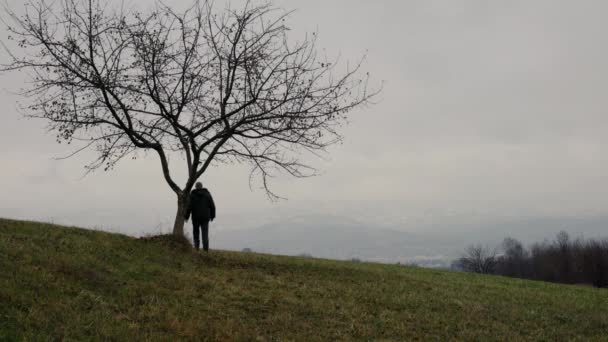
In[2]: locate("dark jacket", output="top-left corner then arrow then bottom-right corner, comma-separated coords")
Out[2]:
185,188 -> 216,221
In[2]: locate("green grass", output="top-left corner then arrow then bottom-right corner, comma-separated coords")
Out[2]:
1,218 -> 607,341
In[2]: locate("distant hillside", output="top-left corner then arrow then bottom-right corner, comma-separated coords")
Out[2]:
214,214 -> 608,265
1,218 -> 607,340
214,215 -> 457,265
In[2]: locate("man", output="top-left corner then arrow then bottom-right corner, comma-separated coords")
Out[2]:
185,182 -> 216,251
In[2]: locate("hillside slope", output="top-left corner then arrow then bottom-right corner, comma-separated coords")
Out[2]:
1,218 -> 607,340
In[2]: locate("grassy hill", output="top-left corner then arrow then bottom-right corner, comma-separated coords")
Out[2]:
1,218 -> 607,340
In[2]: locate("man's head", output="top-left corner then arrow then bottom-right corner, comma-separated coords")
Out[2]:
195,182 -> 203,189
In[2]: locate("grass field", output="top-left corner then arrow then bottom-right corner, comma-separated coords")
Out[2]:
1,218 -> 607,340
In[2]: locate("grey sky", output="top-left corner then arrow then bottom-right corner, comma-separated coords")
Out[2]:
1,0 -> 608,237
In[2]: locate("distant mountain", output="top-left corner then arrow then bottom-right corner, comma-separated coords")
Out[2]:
213,214 -> 608,266
213,215 -> 457,265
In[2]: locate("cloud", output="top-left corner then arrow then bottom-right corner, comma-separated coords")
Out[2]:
1,0 -> 608,237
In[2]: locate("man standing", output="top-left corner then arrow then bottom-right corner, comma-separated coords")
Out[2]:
185,182 -> 216,251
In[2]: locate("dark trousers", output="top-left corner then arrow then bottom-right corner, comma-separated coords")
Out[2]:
192,219 -> 210,251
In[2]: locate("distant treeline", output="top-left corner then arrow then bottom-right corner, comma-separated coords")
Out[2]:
453,232 -> 608,288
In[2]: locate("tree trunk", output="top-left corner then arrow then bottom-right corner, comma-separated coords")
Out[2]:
173,195 -> 188,236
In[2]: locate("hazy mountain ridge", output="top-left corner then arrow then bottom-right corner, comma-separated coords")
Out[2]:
214,214 -> 608,266
214,215 -> 456,265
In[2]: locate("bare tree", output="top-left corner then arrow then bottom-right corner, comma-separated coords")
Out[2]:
458,244 -> 497,274
555,231 -> 572,282
1,0 -> 377,235
497,237 -> 528,277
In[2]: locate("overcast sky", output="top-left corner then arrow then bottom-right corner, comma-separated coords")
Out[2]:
2,0 -> 608,237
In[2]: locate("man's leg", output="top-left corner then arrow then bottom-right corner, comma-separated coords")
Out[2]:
202,220 -> 209,251
192,219 -> 201,250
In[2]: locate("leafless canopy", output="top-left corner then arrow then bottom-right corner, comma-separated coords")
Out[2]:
458,244 -> 497,274
2,0 -> 377,233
